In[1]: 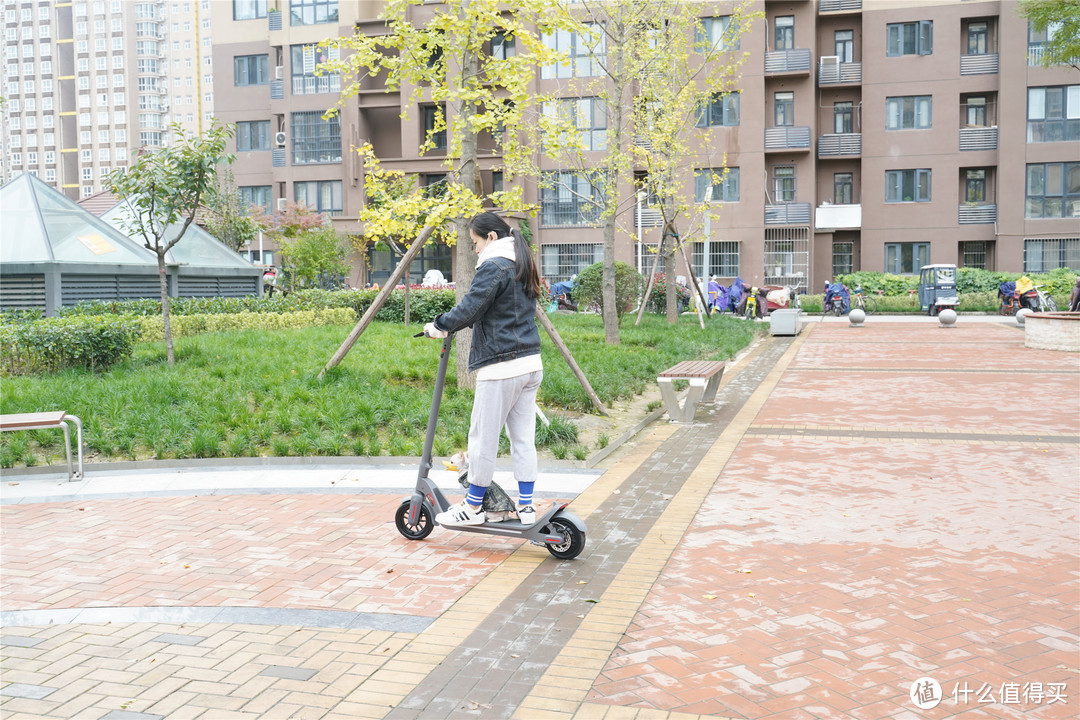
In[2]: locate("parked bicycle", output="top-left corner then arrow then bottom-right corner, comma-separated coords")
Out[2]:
1033,284 -> 1058,312
851,286 -> 877,315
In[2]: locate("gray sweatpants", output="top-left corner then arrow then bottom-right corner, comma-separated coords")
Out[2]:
466,370 -> 543,491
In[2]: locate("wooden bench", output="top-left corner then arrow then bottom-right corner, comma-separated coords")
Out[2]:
657,361 -> 726,423
0,412 -> 83,481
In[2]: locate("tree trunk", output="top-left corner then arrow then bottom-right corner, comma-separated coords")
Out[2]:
601,28 -> 626,347
157,252 -> 174,365
453,42 -> 482,389
634,234 -> 664,326
664,229 -> 678,324
676,235 -> 706,329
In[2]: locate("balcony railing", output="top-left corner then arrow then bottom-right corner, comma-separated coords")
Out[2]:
960,53 -> 998,75
270,79 -> 284,100
1027,43 -> 1047,66
819,0 -> 861,12
292,75 -> 341,95
765,48 -> 811,73
765,203 -> 811,225
958,204 -> 997,224
635,206 -> 663,228
815,204 -> 861,230
765,126 -> 811,150
959,126 -> 998,151
818,61 -> 861,85
817,133 -> 861,156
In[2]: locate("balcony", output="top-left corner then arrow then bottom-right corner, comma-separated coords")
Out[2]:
765,126 -> 811,151
765,48 -> 811,74
765,203 -> 811,225
818,60 -> 861,85
818,133 -> 861,157
958,204 -> 997,224
292,75 -> 341,95
819,0 -> 861,12
959,126 -> 998,151
960,53 -> 998,75
815,204 -> 861,230
1027,43 -> 1047,66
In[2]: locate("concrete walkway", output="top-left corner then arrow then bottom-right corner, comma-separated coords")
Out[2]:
1,316 -> 1077,719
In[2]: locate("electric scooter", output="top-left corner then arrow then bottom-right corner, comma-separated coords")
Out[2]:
394,332 -> 587,560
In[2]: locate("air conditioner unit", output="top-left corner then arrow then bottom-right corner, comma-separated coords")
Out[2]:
275,65 -> 284,80
274,131 -> 286,147
276,197 -> 288,211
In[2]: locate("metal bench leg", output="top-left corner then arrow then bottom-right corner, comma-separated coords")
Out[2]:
681,378 -> 707,422
702,370 -> 724,404
65,415 -> 84,481
657,378 -> 682,422
60,423 -> 74,482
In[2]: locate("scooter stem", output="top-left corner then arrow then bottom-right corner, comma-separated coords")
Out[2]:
418,332 -> 455,481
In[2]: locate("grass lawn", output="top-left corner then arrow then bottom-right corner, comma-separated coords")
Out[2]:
0,313 -> 760,467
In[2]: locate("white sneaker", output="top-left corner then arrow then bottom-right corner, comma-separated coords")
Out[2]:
517,504 -> 536,527
436,501 -> 486,527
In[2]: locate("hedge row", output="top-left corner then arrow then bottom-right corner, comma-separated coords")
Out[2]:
55,287 -> 458,324
0,315 -> 143,374
134,308 -> 356,341
835,267 -> 1077,297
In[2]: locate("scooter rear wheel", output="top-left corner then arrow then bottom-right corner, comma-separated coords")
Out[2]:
544,517 -> 585,560
395,500 -> 434,540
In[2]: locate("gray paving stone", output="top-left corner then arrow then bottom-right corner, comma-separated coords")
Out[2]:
99,711 -> 165,720
0,683 -> 57,699
151,633 -> 207,646
259,665 -> 318,681
0,635 -> 44,648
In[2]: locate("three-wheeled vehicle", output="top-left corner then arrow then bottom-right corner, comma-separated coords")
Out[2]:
918,264 -> 959,316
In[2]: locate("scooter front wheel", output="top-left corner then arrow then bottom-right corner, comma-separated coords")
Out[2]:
544,517 -> 585,560
395,500 -> 435,540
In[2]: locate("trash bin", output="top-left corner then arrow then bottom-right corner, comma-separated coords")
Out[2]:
769,309 -> 802,336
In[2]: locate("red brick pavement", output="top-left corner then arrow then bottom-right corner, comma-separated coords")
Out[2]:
588,323 -> 1079,719
0,493 -> 519,616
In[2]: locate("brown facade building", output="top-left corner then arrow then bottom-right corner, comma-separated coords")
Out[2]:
211,0 -> 1079,289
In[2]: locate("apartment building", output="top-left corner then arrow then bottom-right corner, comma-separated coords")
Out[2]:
1,0 -> 213,201
212,0 -> 1079,289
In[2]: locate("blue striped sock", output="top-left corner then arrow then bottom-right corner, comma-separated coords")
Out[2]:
517,482 -> 534,506
466,484 -> 487,507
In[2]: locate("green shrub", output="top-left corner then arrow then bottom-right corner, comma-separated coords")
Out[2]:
0,315 -> 142,374
133,308 -> 355,341
574,261 -> 644,317
644,273 -> 692,313
836,268 -> 1077,297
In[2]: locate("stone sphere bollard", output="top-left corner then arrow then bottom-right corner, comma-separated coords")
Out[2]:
1016,308 -> 1032,326
938,308 -> 957,327
848,308 -> 866,327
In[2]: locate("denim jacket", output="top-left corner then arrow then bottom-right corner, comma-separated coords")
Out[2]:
433,257 -> 541,372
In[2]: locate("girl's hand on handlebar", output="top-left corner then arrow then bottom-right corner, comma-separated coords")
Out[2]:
423,322 -> 448,339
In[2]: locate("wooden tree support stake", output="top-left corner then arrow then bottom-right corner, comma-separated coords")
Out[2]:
318,224 -> 437,379
534,304 -> 609,417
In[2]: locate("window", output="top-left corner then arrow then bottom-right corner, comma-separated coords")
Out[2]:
885,169 -> 932,202
1028,19 -> 1064,65
290,0 -> 338,26
693,241 -> 740,278
1024,238 -> 1080,272
886,96 -> 932,130
967,21 -> 988,55
291,111 -> 341,164
82,167 -> 93,181
772,166 -> 796,202
834,173 -> 854,204
540,243 -> 603,283
234,55 -> 269,86
1027,86 -> 1080,143
885,242 -> 929,274
886,21 -> 933,56
1025,162 -> 1080,218
294,180 -> 343,215
694,167 -> 739,202
697,92 -> 740,127
233,0 -> 267,20
492,32 -> 515,60
542,24 -> 604,79
965,170 -> 986,203
697,16 -> 739,52
543,97 -> 607,151
236,120 -> 271,151
962,241 -> 987,269
290,44 -> 341,95
834,102 -> 854,133
422,104 -> 447,151
774,16 -> 794,51
774,92 -> 794,126
833,242 -> 854,276
540,171 -> 602,227
965,96 -> 988,127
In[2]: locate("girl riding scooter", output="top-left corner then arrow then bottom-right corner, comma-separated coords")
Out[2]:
423,212 -> 544,528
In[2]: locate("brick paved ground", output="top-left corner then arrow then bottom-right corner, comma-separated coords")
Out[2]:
2,319 -> 1077,720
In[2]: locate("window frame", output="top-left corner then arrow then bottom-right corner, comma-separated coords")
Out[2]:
289,0 -> 338,26
233,0 -> 267,20
884,242 -> 930,274
886,95 -> 932,130
694,167 -> 740,203
885,168 -> 932,203
293,179 -> 343,215
290,110 -> 342,164
234,54 -> 269,86
886,20 -> 933,56
1025,162 -> 1080,218
696,91 -> 740,128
